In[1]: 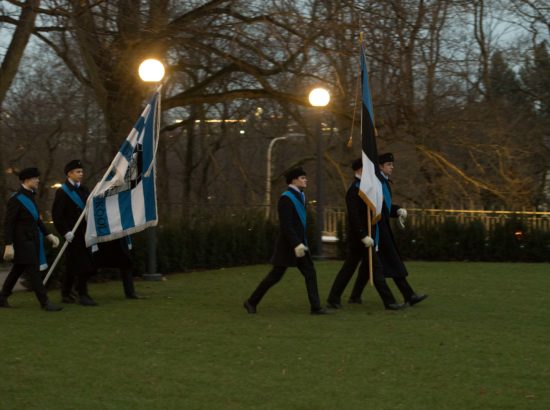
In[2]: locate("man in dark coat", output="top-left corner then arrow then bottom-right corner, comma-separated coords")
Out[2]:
52,160 -> 97,306
374,153 -> 427,306
92,237 -> 142,299
1,167 -> 62,311
327,159 -> 406,310
244,167 -> 329,315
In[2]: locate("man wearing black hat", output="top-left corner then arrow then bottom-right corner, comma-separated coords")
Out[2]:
1,167 -> 62,311
374,153 -> 427,306
244,167 -> 329,315
52,160 -> 97,306
326,159 -> 406,310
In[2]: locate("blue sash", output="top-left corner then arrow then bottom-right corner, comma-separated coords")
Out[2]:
282,191 -> 306,228
15,193 -> 48,270
381,179 -> 392,212
282,191 -> 307,245
61,183 -> 85,209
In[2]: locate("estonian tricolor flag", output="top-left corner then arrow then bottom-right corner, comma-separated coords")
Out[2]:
358,43 -> 384,224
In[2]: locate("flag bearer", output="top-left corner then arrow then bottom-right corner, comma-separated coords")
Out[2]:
1,167 -> 62,311
327,159 -> 406,310
244,167 -> 330,315
349,153 -> 427,306
52,160 -> 97,306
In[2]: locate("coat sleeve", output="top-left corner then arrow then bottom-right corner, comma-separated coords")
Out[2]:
347,187 -> 368,239
277,196 -> 303,248
3,196 -> 19,245
390,204 -> 400,218
38,218 -> 49,236
52,188 -> 70,235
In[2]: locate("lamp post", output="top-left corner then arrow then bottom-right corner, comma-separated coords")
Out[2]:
265,133 -> 305,219
308,87 -> 330,258
265,136 -> 287,219
138,58 -> 165,281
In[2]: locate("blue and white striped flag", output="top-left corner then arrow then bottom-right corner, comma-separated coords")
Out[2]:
85,90 -> 160,247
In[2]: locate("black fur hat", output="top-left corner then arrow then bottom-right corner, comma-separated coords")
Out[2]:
285,167 -> 307,184
378,152 -> 394,164
18,167 -> 40,181
64,159 -> 83,175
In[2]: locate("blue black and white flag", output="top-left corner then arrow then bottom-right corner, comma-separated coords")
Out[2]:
85,89 -> 160,247
358,43 -> 383,224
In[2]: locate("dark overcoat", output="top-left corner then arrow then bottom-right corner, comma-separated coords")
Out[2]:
346,177 -> 370,247
3,187 -> 49,265
377,176 -> 408,278
52,181 -> 95,274
270,188 -> 308,267
93,238 -> 133,270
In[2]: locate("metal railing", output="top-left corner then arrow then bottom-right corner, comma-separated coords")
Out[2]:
323,207 -> 550,236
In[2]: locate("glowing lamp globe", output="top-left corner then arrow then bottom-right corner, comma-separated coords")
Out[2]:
308,87 -> 330,107
138,59 -> 165,82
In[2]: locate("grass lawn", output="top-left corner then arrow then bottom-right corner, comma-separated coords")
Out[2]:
1,261 -> 549,410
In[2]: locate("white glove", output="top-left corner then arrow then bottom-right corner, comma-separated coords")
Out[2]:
3,245 -> 14,262
397,208 -> 407,229
294,243 -> 308,258
361,236 -> 374,248
64,232 -> 75,243
46,234 -> 60,248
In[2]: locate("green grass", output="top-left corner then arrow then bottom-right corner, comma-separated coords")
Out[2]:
1,261 -> 549,409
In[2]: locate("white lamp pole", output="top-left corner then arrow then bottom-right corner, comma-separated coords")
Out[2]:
265,136 -> 288,219
308,87 -> 330,258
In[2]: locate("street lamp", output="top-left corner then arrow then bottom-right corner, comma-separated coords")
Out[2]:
265,133 -> 305,219
138,59 -> 166,82
308,87 -> 330,258
139,58 -> 165,281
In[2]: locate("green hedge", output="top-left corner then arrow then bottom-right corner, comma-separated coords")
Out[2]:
130,212 -> 278,274
393,217 -> 550,262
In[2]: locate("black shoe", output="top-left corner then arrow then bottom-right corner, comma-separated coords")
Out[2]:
327,301 -> 342,309
126,293 -> 146,299
243,300 -> 256,314
42,301 -> 63,312
61,295 -> 76,304
348,297 -> 362,304
0,296 -> 11,308
385,303 -> 407,311
311,308 -> 333,315
79,294 -> 98,306
409,294 -> 428,306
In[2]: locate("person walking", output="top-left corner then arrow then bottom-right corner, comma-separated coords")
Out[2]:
244,167 -> 330,315
1,167 -> 62,311
327,159 -> 406,310
92,237 -> 143,300
52,160 -> 97,306
375,152 -> 428,306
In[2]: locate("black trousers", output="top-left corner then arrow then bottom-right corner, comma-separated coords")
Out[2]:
392,276 -> 415,302
62,237 -> 96,297
328,244 -> 397,307
120,268 -> 136,297
1,263 -> 48,306
248,253 -> 321,311
61,269 -> 95,297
